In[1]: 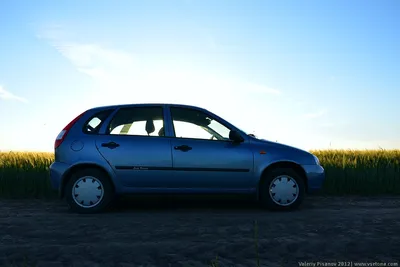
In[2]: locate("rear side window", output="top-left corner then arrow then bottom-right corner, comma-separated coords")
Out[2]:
83,109 -> 114,134
107,107 -> 164,137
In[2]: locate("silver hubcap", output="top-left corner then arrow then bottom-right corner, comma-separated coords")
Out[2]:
72,176 -> 104,208
269,175 -> 299,206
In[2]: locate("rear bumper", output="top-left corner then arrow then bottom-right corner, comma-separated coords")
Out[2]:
302,164 -> 325,193
49,161 -> 70,194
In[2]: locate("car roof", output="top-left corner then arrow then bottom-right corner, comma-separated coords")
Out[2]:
88,103 -> 209,112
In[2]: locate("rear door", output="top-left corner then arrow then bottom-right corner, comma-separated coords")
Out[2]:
95,105 -> 173,188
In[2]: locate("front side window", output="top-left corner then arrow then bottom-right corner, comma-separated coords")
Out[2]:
108,107 -> 165,137
170,107 -> 231,141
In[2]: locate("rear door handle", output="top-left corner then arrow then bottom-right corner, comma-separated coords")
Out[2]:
101,142 -> 120,149
174,145 -> 192,152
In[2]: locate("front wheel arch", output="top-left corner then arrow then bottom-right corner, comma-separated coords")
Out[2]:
257,161 -> 308,199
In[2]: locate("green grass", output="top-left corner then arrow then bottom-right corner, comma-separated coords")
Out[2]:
0,151 -> 56,198
0,150 -> 400,198
311,149 -> 400,195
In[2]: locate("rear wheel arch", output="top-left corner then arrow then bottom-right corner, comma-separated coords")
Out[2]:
60,163 -> 116,199
258,161 -> 308,197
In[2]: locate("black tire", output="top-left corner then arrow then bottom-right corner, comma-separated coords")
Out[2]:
64,168 -> 115,214
259,167 -> 306,211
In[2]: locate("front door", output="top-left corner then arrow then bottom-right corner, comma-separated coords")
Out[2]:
168,106 -> 254,191
95,105 -> 173,188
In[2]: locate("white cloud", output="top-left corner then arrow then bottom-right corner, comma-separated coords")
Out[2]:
303,109 -> 327,119
245,83 -> 282,95
207,36 -> 218,51
0,85 -> 28,103
206,36 -> 239,52
35,25 -> 287,143
52,42 -> 139,78
38,26 -> 281,109
320,122 -> 334,128
38,25 -> 139,77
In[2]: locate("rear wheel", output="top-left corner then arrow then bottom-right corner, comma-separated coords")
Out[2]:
259,167 -> 305,211
65,168 -> 114,214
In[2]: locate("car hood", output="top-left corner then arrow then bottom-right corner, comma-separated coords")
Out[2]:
251,137 -> 312,155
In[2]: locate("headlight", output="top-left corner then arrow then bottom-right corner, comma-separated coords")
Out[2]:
313,155 -> 320,165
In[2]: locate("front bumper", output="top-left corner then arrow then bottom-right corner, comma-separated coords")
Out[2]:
49,161 -> 71,193
302,164 -> 325,193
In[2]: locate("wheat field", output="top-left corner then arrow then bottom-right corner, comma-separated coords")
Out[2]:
0,152 -> 55,198
0,150 -> 400,198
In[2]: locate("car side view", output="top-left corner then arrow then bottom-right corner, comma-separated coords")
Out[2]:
49,103 -> 325,214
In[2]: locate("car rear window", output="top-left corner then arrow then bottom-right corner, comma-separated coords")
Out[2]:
83,109 -> 114,134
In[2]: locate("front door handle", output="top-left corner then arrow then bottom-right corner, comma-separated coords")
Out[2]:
101,142 -> 120,149
174,145 -> 192,152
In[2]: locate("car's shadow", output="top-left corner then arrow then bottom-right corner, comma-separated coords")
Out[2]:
109,194 -> 263,213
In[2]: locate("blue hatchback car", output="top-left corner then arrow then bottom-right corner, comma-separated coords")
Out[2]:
49,103 -> 325,213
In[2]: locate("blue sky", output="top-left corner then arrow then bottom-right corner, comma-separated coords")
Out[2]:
0,0 -> 399,152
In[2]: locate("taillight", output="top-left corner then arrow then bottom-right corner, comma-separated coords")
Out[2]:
54,112 -> 86,149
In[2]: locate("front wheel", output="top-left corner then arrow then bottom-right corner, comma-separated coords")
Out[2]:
64,168 -> 114,214
259,168 -> 306,211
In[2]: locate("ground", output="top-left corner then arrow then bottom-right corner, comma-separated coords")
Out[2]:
0,196 -> 399,267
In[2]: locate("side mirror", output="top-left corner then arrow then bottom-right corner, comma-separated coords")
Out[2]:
229,130 -> 244,143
